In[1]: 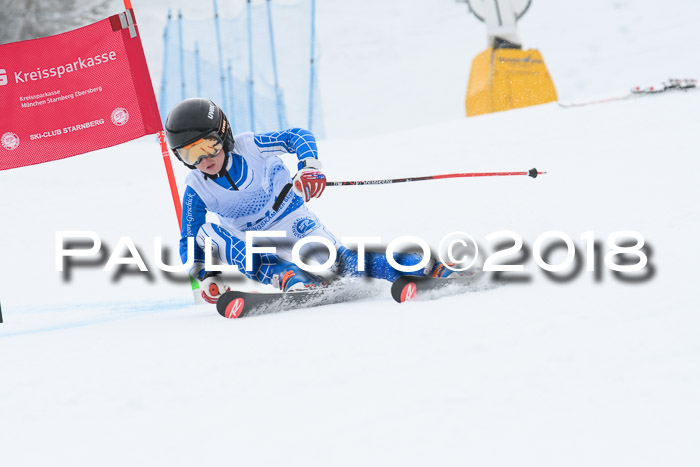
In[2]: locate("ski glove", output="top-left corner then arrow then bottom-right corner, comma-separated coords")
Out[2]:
292,158 -> 326,202
200,272 -> 230,304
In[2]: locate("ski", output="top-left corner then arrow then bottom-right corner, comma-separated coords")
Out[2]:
215,279 -> 383,319
631,78 -> 697,94
390,271 -> 494,303
558,78 -> 697,108
216,272 -> 500,318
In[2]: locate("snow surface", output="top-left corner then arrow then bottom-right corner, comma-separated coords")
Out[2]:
1,1 -> 700,466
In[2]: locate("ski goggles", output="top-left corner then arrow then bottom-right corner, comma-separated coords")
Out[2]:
175,132 -> 224,166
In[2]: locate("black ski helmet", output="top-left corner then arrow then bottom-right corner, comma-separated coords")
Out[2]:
165,98 -> 234,169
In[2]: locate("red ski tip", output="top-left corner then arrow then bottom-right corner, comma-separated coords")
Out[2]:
400,282 -> 417,302
224,298 -> 245,319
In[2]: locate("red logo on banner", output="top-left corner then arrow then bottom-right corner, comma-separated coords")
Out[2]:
0,10 -> 161,171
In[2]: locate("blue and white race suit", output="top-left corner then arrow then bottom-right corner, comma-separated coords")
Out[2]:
179,128 -> 425,284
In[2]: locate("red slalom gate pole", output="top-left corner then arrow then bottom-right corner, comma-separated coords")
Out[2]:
161,128 -> 200,300
158,131 -> 183,226
327,168 -> 546,187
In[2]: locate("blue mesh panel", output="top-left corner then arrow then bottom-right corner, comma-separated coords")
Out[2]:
159,1 -> 324,138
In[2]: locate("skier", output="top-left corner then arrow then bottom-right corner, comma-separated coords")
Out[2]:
165,98 -> 453,304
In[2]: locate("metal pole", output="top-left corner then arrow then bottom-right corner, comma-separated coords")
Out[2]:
327,169 -> 546,187
246,0 -> 255,131
227,60 -> 236,133
177,10 -> 186,100
213,0 -> 229,114
266,0 -> 284,128
159,9 -> 172,122
194,42 -> 202,96
307,0 -> 317,130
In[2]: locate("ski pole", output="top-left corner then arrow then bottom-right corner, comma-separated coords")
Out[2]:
327,168 -> 545,187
